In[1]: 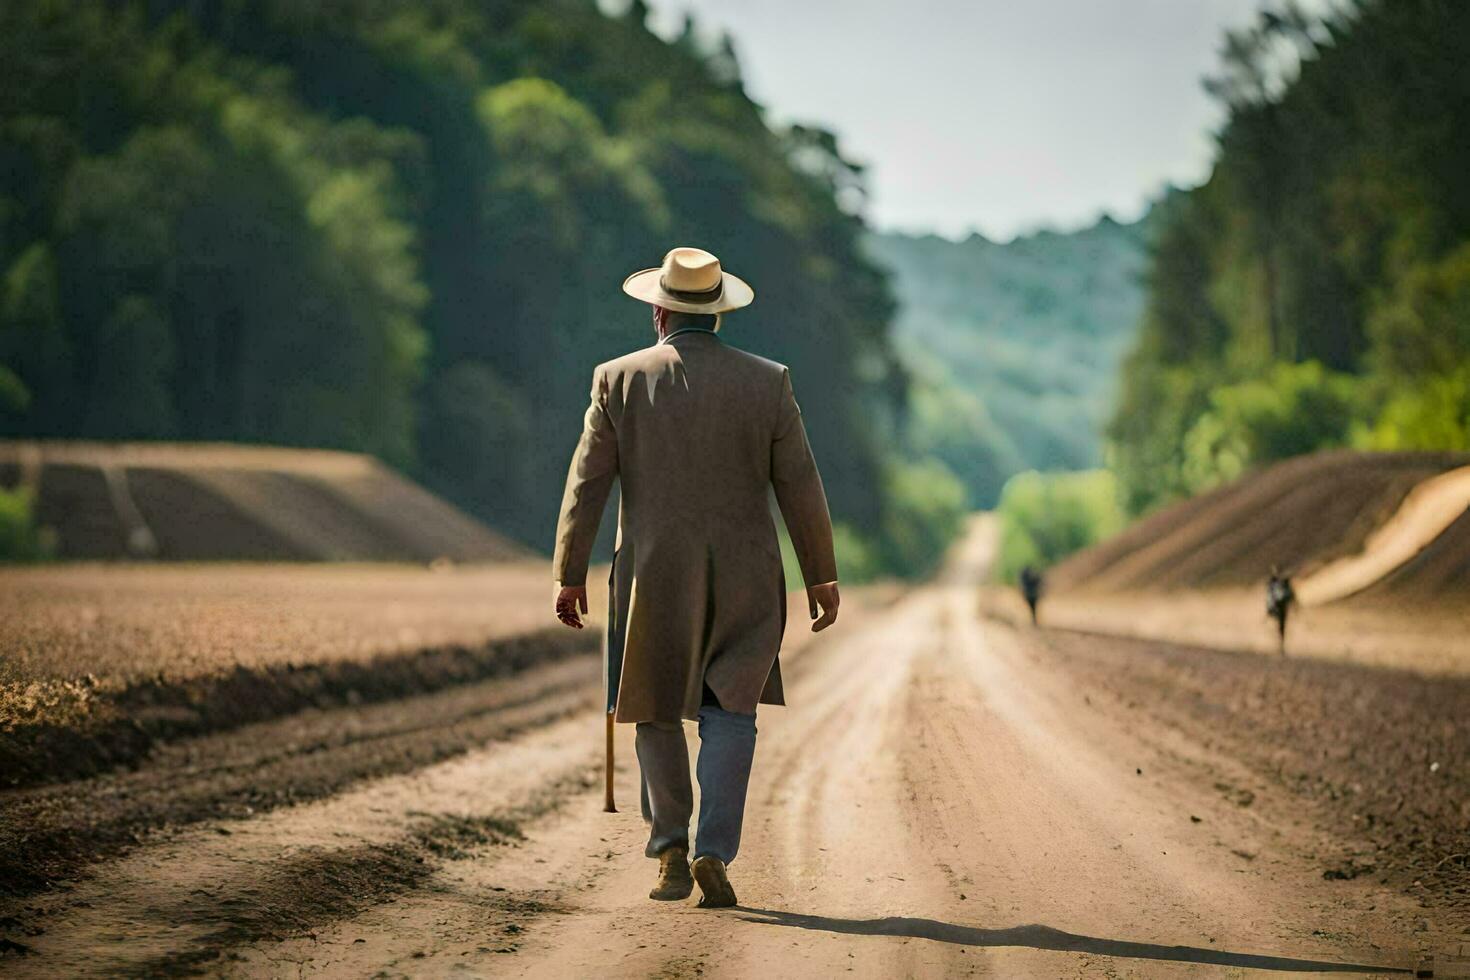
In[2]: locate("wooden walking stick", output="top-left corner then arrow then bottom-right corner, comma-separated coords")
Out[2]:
603,710 -> 617,812
603,588 -> 623,814
603,605 -> 622,813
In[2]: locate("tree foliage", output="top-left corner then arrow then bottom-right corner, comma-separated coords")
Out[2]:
1110,0 -> 1470,514
0,486 -> 53,562
993,469 -> 1123,584
1179,360 -> 1358,495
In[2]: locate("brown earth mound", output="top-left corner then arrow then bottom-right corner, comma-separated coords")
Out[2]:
1049,449 -> 1470,595
1355,504 -> 1470,603
0,441 -> 526,563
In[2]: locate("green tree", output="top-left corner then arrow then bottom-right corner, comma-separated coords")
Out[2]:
876,458 -> 967,578
1367,242 -> 1470,381
994,470 -> 1124,584
1180,361 -> 1359,494
1354,368 -> 1470,452
0,486 -> 53,562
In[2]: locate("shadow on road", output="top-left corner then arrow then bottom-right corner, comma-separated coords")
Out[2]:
734,908 -> 1409,974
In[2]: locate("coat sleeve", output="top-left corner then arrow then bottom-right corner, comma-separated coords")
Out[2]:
771,368 -> 838,587
552,365 -> 619,586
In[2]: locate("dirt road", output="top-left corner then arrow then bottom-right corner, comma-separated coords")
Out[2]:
3,519 -> 1447,976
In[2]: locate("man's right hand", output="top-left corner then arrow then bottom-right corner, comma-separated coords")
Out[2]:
555,584 -> 588,629
807,582 -> 840,632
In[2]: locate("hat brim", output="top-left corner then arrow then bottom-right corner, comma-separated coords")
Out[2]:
621,268 -> 754,314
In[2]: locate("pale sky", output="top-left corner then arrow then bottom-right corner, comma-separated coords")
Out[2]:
644,0 -> 1285,241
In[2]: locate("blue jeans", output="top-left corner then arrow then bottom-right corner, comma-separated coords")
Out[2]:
636,704 -> 757,865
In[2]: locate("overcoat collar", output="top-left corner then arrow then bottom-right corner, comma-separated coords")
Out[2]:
659,326 -> 720,345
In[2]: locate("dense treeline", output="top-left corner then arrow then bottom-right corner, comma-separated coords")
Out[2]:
0,0 -> 962,573
1111,0 -> 1470,515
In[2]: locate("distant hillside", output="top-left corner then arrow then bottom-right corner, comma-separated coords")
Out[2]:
866,210 -> 1156,504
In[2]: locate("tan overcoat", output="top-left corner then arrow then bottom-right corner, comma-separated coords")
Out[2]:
552,328 -> 837,723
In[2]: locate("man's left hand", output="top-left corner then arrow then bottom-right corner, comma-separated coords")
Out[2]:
555,584 -> 589,629
807,582 -> 840,633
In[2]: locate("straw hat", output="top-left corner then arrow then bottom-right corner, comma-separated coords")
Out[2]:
622,247 -> 754,314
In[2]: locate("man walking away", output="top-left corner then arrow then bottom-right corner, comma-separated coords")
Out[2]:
551,247 -> 840,909
1266,564 -> 1294,655
1019,565 -> 1043,626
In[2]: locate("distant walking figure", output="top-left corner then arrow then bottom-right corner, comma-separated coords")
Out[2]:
1019,565 -> 1043,626
1266,565 -> 1294,655
552,246 -> 839,910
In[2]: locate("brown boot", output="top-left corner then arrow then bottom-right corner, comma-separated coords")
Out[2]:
691,855 -> 737,909
649,845 -> 693,901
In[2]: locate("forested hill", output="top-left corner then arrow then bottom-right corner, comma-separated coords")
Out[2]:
0,0 -> 964,575
1109,0 -> 1470,517
867,211 -> 1155,505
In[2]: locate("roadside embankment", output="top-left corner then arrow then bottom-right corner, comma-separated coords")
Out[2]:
1048,449 -> 1470,594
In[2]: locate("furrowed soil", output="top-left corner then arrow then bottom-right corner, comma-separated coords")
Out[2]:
0,561 -> 599,788
0,561 -> 569,689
